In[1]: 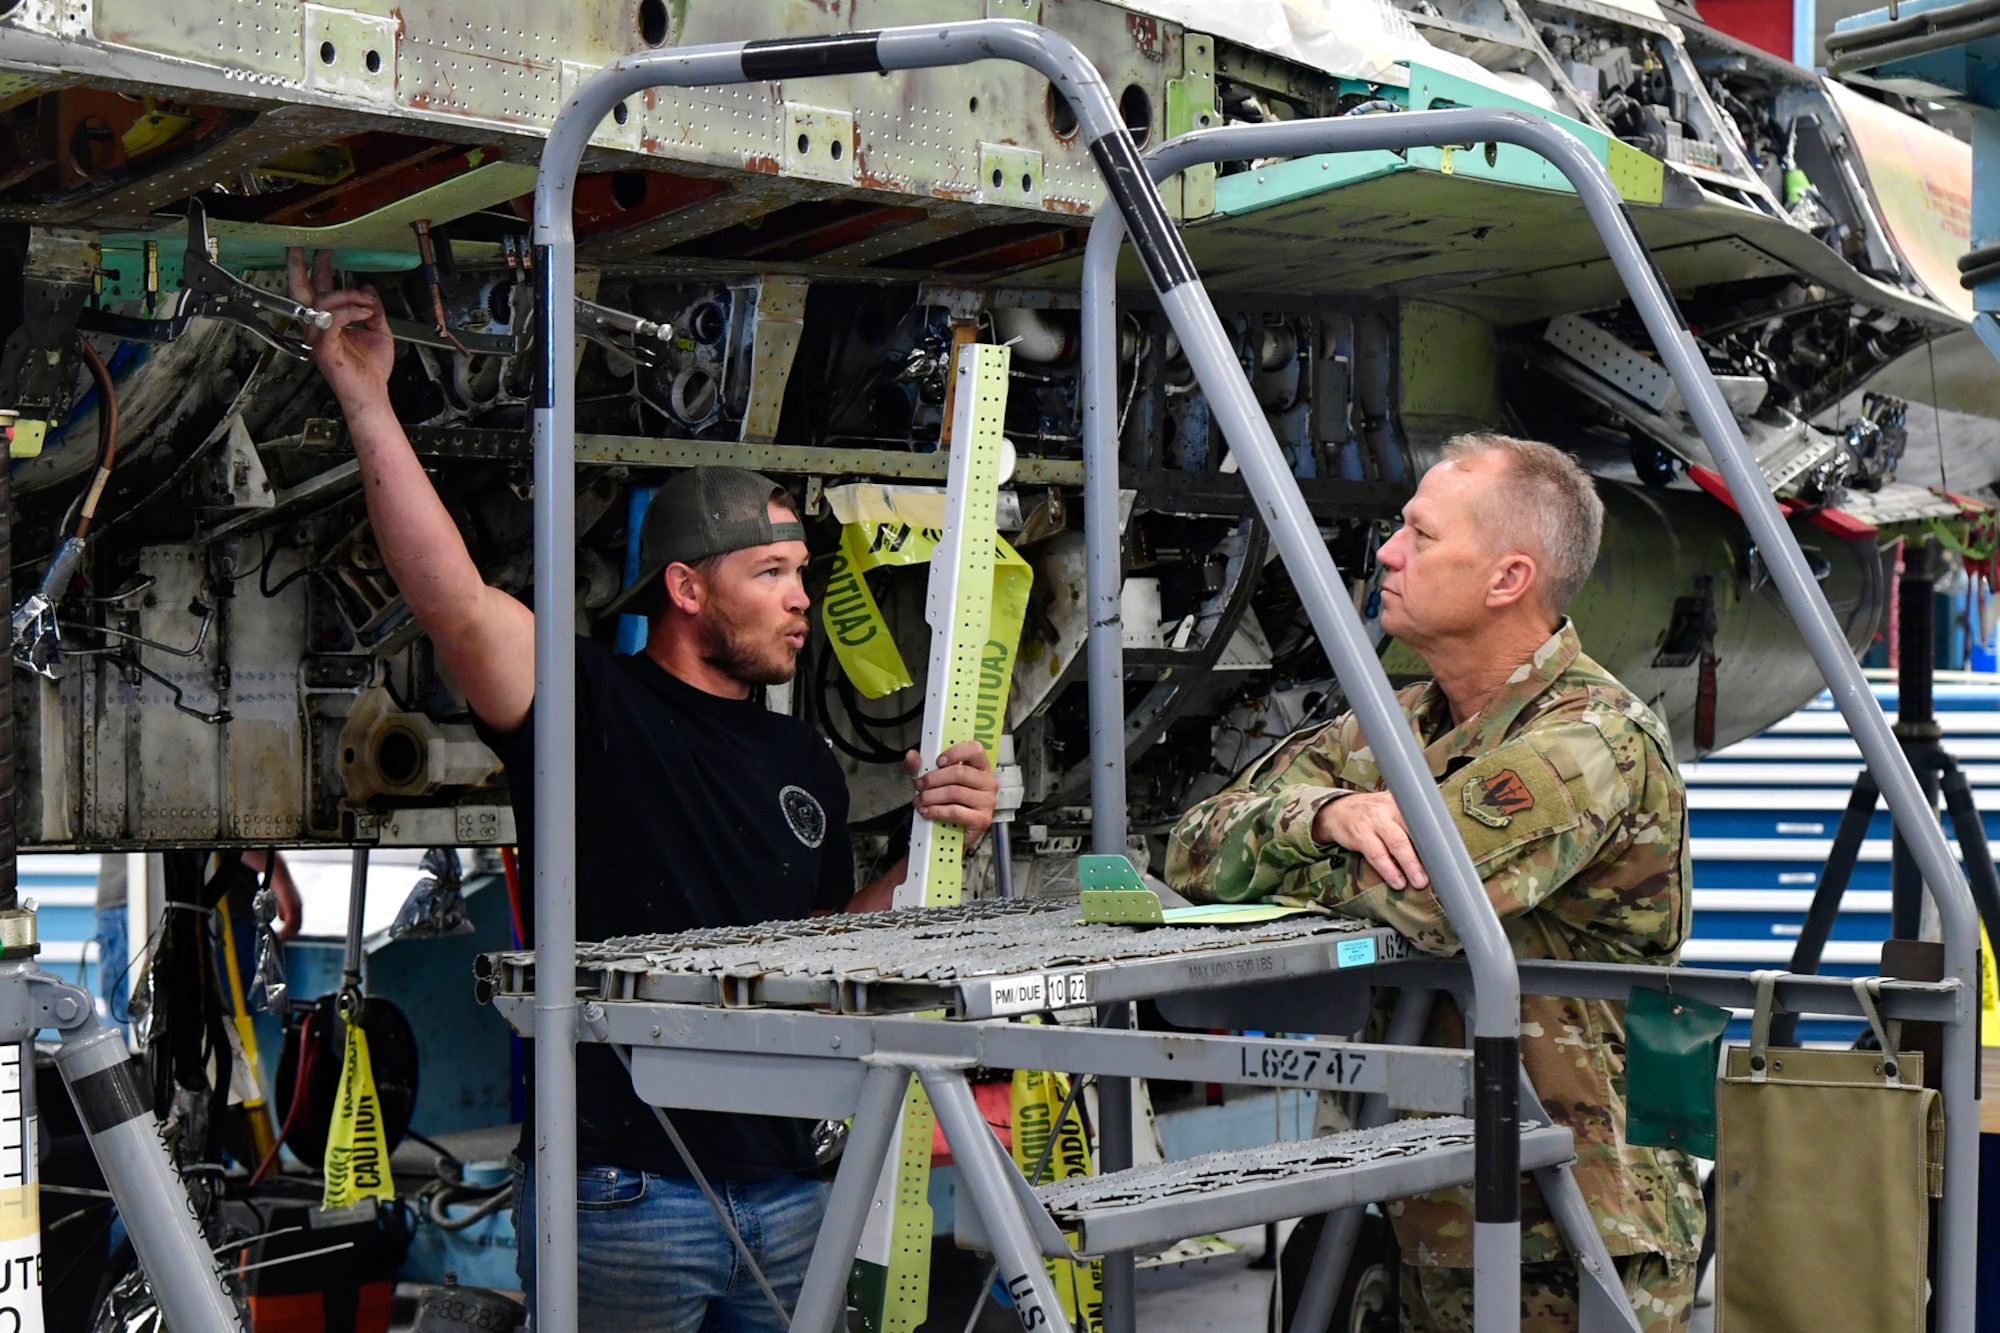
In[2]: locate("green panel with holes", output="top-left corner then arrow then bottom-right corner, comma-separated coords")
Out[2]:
1168,31 -> 1219,219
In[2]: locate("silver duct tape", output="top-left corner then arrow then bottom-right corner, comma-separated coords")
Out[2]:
0,910 -> 37,953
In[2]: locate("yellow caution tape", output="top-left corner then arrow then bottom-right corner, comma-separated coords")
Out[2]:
1982,926 -> 1999,1047
821,515 -> 1031,759
217,895 -> 277,1162
1011,1066 -> 1102,1332
322,1014 -> 395,1210
0,1184 -> 37,1245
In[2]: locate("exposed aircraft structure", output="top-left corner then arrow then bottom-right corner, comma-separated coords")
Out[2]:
0,0 -> 1983,879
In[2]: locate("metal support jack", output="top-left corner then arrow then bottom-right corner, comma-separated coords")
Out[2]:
0,921 -> 245,1333
1772,539 -> 2000,1046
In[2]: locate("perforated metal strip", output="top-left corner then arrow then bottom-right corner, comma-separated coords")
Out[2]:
899,342 -> 1012,909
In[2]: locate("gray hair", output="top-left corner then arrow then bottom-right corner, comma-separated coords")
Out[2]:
1441,433 -> 1604,613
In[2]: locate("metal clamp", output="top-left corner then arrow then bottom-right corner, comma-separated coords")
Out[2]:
179,199 -> 332,361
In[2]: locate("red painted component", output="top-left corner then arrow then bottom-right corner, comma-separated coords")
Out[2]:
930,1079 -> 1015,1165
568,169 -> 732,238
1686,464 -> 1880,539
1697,0 -> 1794,61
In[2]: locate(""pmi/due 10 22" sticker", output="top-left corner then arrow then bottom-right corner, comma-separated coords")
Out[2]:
983,970 -> 1092,1016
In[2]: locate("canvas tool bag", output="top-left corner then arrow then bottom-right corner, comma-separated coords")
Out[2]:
1715,971 -> 1944,1333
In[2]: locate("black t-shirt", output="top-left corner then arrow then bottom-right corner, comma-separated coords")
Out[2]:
477,636 -> 854,1180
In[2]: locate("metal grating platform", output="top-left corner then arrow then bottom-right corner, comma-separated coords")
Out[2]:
957,1116 -> 1576,1256
482,898 -> 1408,1018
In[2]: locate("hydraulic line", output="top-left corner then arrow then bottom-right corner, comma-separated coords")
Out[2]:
73,340 -> 120,540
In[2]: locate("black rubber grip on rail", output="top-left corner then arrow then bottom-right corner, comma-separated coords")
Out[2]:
71,1059 -> 151,1134
740,33 -> 885,81
1473,1035 -> 1520,1224
533,244 -> 554,410
1089,132 -> 1196,293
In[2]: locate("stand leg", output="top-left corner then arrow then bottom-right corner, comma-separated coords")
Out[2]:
918,1066 -> 1074,1333
1291,988 -> 1440,1333
793,1063 -> 911,1333
1772,771 -> 1877,1045
54,1005 -> 245,1333
1940,758 -> 2000,954
1288,1207 -> 1364,1333
1531,1165 -> 1642,1333
1096,1003 -> 1136,1333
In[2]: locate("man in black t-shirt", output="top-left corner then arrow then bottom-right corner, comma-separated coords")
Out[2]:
289,251 -> 997,1330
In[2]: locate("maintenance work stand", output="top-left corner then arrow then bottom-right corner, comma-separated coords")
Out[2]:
471,18 -> 1985,1333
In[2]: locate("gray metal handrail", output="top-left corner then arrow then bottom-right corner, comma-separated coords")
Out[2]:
1082,118 -> 1522,1333
533,18 -> 1496,1333
1082,108 -> 1980,1332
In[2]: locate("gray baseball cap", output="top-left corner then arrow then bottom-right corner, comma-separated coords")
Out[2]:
602,466 -> 806,618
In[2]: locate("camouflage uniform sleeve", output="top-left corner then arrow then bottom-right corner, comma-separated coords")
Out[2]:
1313,718 -> 1638,954
1165,721 -> 1359,905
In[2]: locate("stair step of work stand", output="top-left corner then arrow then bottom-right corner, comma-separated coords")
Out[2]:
958,1116 -> 1575,1257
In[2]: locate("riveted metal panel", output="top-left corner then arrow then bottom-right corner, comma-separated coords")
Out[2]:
977,141 -> 1043,207
303,5 -> 398,106
1400,300 -> 1499,426
3,0 -> 87,40
784,105 -> 860,185
129,548 -> 224,843
398,10 -> 561,126
38,0 -> 1185,227
96,0 -> 305,83
560,61 -> 644,152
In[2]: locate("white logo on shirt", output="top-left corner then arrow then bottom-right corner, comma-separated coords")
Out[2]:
780,785 -> 826,848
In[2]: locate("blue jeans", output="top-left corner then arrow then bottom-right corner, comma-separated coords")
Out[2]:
514,1162 -> 828,1332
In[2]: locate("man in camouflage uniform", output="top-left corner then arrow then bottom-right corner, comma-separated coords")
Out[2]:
1167,434 -> 1702,1332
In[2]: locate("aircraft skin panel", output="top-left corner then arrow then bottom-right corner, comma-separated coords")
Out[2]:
0,0 -> 1192,225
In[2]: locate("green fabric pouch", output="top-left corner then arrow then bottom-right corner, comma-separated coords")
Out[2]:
1625,986 -> 1731,1157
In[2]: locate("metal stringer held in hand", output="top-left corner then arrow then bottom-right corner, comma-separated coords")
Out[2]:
850,341 -> 1012,1333
898,339 -> 1011,911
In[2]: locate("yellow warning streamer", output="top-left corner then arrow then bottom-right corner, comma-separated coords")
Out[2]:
322,1013 -> 396,1209
1982,927 -> 1999,1047
821,517 -> 1031,758
1010,1068 -> 1102,1332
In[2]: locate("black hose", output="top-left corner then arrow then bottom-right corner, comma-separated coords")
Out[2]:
1823,0 -> 2000,51
1827,9 -> 2000,72
0,395 -> 12,912
1959,257 -> 2000,291
1957,242 -> 2000,273
815,648 -> 906,765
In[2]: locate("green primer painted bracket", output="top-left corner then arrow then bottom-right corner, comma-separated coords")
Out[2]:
1405,63 -> 1663,205
1213,149 -> 1408,218
95,158 -> 534,301
1078,853 -> 1166,924
1166,32 -> 1220,220
897,341 -> 1013,910
1213,64 -> 1663,219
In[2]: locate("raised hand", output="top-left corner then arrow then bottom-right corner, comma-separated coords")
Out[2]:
286,247 -> 395,411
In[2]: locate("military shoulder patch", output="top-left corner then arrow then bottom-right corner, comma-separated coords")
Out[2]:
1463,768 -> 1535,828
